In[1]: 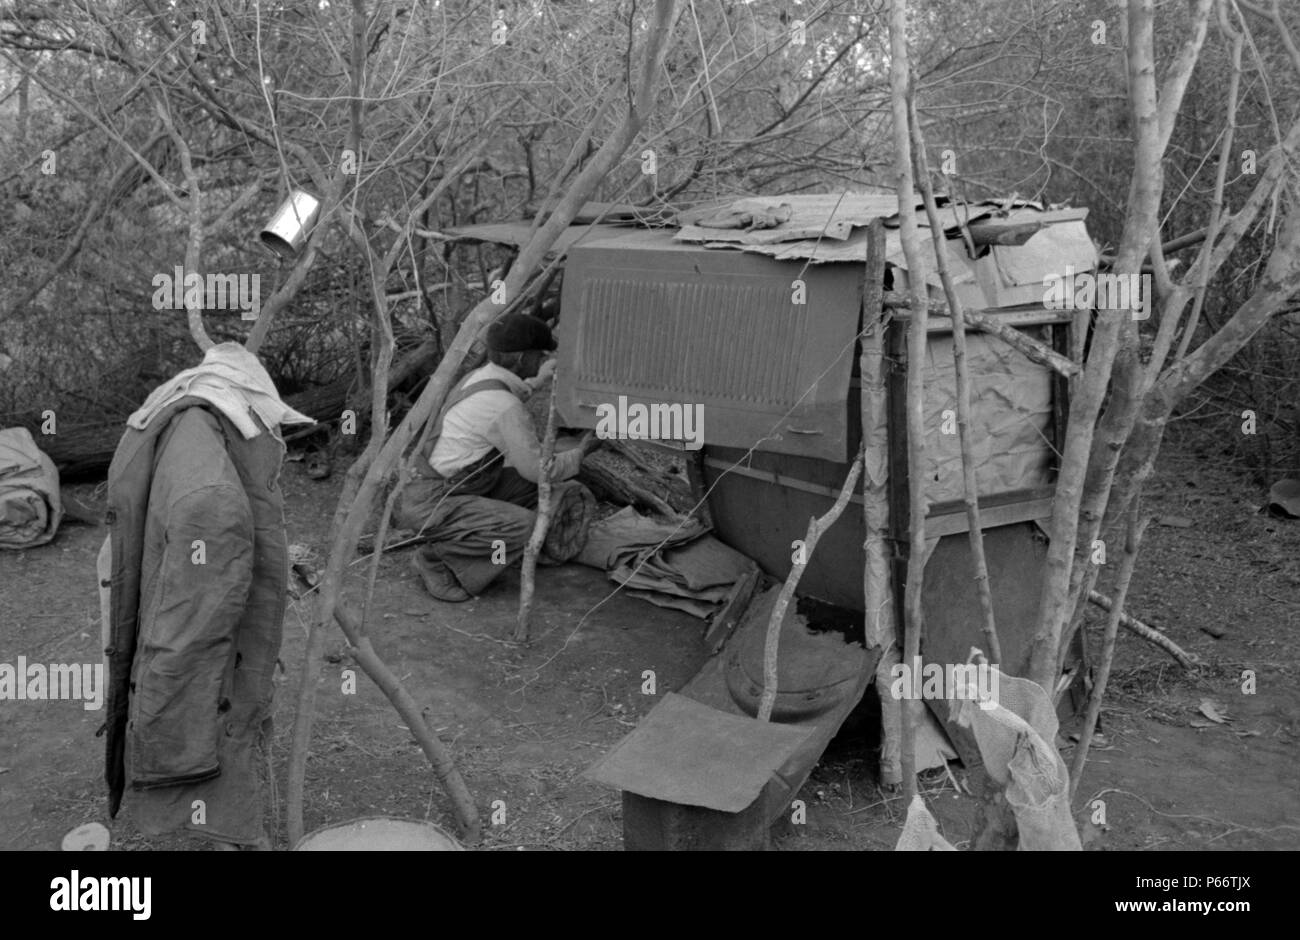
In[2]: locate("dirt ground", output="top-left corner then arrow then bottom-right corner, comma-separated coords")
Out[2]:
2,445 -> 1298,851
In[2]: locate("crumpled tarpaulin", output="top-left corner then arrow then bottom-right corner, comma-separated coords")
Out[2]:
0,427 -> 63,549
895,794 -> 957,851
952,669 -> 1082,851
576,506 -> 757,618
577,506 -> 707,569
688,198 -> 793,232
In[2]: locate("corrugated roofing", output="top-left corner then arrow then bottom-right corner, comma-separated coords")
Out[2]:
444,194 -> 1098,306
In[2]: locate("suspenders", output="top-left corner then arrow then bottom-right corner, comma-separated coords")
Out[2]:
429,378 -> 514,439
411,377 -> 516,475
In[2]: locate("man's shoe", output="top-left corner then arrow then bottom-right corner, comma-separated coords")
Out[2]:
410,551 -> 472,602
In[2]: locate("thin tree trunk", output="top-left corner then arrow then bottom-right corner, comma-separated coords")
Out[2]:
283,0 -> 682,843
1053,0 -> 1218,677
858,221 -> 892,652
517,385 -> 559,641
1100,201 -> 1300,565
1027,0 -> 1165,688
908,99 -> 1001,666
153,97 -> 213,351
291,565 -> 480,843
1070,509 -> 1148,800
887,0 -> 929,803
859,222 -> 902,785
758,447 -> 864,722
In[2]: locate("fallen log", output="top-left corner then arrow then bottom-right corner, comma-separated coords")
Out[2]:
23,424 -> 123,479
576,446 -> 694,518
21,376 -> 355,478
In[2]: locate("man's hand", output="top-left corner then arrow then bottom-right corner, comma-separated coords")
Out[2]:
555,430 -> 601,458
529,358 -> 557,388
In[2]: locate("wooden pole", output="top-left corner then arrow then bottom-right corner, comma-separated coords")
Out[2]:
880,293 -> 1079,378
858,222 -> 891,648
887,0 -> 929,803
1086,590 -> 1197,669
858,222 -> 902,786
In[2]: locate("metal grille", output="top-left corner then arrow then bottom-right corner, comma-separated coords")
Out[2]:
574,277 -> 808,408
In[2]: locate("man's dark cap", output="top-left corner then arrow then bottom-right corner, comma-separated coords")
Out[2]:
486,313 -> 557,353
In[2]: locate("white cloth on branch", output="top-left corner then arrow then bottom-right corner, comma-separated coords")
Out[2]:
128,342 -> 314,439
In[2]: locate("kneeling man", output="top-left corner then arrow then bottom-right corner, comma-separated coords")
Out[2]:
397,313 -> 598,601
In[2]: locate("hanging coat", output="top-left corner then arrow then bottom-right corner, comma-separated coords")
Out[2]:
103,396 -> 289,845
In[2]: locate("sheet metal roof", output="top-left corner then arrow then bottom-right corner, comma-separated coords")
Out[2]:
442,193 -> 1098,306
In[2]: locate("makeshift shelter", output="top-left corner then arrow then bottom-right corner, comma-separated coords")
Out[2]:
446,193 -> 1097,849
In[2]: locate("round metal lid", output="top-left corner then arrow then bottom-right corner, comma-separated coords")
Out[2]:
725,595 -> 868,721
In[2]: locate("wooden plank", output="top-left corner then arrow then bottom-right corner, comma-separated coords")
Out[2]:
966,220 -> 1044,246
859,220 -> 893,650
1052,319 -> 1072,459
705,566 -> 761,652
927,485 -> 1056,517
886,320 -> 911,643
883,296 -> 1075,330
919,309 -> 1076,331
925,498 -> 1055,538
704,463 -> 1054,534
702,456 -> 866,506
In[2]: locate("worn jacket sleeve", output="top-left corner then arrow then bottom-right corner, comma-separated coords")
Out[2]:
487,398 -> 584,483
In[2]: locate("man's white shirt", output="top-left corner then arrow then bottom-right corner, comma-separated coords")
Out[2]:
428,362 -> 582,482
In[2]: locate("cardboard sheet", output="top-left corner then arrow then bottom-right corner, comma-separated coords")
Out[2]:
584,692 -> 814,812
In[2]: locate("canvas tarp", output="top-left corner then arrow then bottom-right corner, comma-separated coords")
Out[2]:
0,427 -> 62,549
576,506 -> 758,618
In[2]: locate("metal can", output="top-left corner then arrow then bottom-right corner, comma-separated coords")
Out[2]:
259,188 -> 321,258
